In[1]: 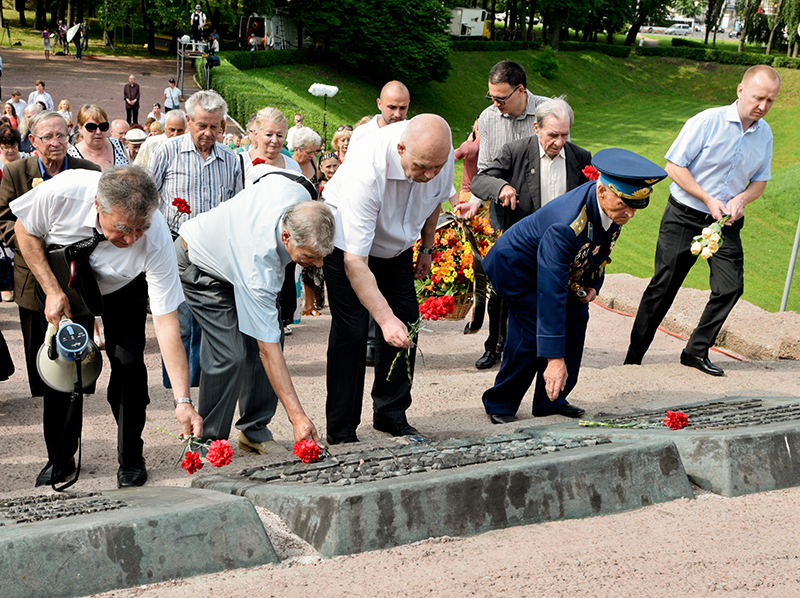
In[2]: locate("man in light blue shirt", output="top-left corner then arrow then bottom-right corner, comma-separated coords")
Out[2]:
176,173 -> 334,453
626,65 -> 782,376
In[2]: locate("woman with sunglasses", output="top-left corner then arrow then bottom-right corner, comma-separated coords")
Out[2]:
67,104 -> 129,169
331,124 -> 352,163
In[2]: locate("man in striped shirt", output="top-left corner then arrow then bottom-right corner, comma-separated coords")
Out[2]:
148,90 -> 242,390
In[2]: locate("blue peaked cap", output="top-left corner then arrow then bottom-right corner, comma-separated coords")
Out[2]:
592,148 -> 668,209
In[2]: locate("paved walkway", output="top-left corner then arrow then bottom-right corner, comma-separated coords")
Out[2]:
0,47 -> 196,123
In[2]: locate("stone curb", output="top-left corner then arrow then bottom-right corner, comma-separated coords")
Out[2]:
0,487 -> 278,598
194,439 -> 693,557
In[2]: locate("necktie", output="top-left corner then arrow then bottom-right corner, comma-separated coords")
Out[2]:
72,228 -> 106,257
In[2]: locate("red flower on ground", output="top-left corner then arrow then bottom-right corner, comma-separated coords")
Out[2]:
582,165 -> 600,181
172,197 -> 192,215
293,440 -> 323,463
663,410 -> 689,430
206,439 -> 234,467
181,451 -> 204,474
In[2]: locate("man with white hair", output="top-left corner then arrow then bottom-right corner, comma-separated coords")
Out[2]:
135,109 -> 187,168
148,91 -> 242,393
322,114 -> 456,444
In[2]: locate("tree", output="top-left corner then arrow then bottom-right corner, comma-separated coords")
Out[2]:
289,0 -> 451,88
624,0 -> 672,46
766,0 -> 788,54
785,0 -> 800,56
704,0 -> 725,45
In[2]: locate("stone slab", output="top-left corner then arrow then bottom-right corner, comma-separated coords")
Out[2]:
193,438 -> 693,557
0,487 -> 279,598
521,397 -> 800,498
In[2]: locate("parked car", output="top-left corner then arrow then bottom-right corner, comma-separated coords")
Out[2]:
665,23 -> 691,36
728,29 -> 740,38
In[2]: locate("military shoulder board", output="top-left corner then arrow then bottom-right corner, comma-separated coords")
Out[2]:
569,206 -> 588,236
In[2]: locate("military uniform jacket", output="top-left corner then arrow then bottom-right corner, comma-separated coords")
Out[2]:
470,139 -> 592,231
0,156 -> 101,310
483,181 -> 620,358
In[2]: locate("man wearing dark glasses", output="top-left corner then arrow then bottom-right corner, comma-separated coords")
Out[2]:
455,60 -> 550,371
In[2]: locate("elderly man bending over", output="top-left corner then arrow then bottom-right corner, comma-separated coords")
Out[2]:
176,173 -> 333,452
13,166 -> 197,488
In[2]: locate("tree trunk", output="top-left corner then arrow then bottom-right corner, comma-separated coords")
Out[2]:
519,0 -> 526,41
625,21 -> 642,46
35,0 -> 46,30
489,0 -> 496,39
549,10 -> 560,50
766,0 -> 786,55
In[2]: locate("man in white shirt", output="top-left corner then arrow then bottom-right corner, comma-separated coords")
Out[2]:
9,91 -> 27,120
286,113 -> 303,151
12,166 -> 199,489
27,80 -> 55,111
322,114 -> 456,444
177,175 -> 333,453
348,80 -> 410,147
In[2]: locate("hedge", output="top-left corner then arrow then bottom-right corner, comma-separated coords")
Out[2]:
635,45 -> 774,66
217,49 -> 316,70
205,59 -> 302,126
558,41 -> 632,58
451,39 -> 537,52
772,55 -> 800,69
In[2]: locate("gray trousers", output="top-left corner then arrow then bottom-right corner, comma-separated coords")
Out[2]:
175,239 -> 281,443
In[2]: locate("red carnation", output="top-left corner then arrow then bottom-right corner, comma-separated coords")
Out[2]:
181,450 -> 204,474
663,410 -> 689,430
206,439 -> 234,467
582,165 -> 600,181
172,197 -> 192,215
293,440 -> 323,463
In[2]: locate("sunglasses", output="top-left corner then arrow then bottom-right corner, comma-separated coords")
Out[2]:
84,122 -> 110,133
337,125 -> 353,131
484,86 -> 522,106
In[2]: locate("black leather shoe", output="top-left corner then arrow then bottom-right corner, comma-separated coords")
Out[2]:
365,344 -> 376,367
373,417 -> 419,437
35,458 -> 76,487
326,434 -> 359,445
554,404 -> 586,418
680,350 -> 724,376
475,350 -> 501,369
489,414 -> 516,425
117,460 -> 148,488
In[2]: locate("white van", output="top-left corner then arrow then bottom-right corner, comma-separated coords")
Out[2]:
665,23 -> 692,36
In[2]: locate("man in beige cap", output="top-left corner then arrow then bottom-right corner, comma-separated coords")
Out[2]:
125,128 -> 147,161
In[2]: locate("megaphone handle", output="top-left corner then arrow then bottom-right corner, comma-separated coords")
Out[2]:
52,359 -> 83,492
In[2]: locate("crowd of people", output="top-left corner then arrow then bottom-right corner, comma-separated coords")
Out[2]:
0,60 -> 782,491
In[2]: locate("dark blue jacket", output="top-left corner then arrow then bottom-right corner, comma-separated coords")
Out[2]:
484,181 -> 620,358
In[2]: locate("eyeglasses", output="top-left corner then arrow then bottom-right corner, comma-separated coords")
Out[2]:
32,133 -> 68,144
84,122 -> 110,133
485,86 -> 522,106
336,125 -> 353,132
0,144 -> 17,151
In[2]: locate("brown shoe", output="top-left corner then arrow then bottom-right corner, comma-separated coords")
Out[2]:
238,432 -> 289,456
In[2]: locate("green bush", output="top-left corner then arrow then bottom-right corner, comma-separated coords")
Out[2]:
635,45 -> 774,66
771,55 -> 800,69
207,60 -> 302,125
559,41 -> 632,58
671,38 -> 707,48
533,49 -> 560,79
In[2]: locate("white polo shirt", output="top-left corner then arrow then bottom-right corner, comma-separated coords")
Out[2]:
348,115 -> 381,148
322,120 -> 455,259
11,169 -> 184,316
179,173 -> 309,343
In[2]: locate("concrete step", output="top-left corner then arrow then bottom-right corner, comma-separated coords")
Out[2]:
0,487 -> 278,598
522,396 -> 800,497
193,434 -> 693,557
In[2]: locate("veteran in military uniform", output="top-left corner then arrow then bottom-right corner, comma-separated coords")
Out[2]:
480,148 -> 667,423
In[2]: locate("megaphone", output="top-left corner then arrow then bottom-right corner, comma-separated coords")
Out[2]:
36,317 -> 103,393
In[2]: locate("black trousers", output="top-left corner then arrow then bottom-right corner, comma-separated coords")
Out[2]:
125,106 -> 138,125
323,248 -> 419,440
41,274 -> 149,468
19,305 -> 45,397
626,197 -> 744,363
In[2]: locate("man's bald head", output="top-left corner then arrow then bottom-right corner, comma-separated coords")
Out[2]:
377,80 -> 410,127
397,114 -> 451,183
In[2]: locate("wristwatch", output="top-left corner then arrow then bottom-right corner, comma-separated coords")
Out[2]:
419,246 -> 434,255
174,397 -> 195,409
